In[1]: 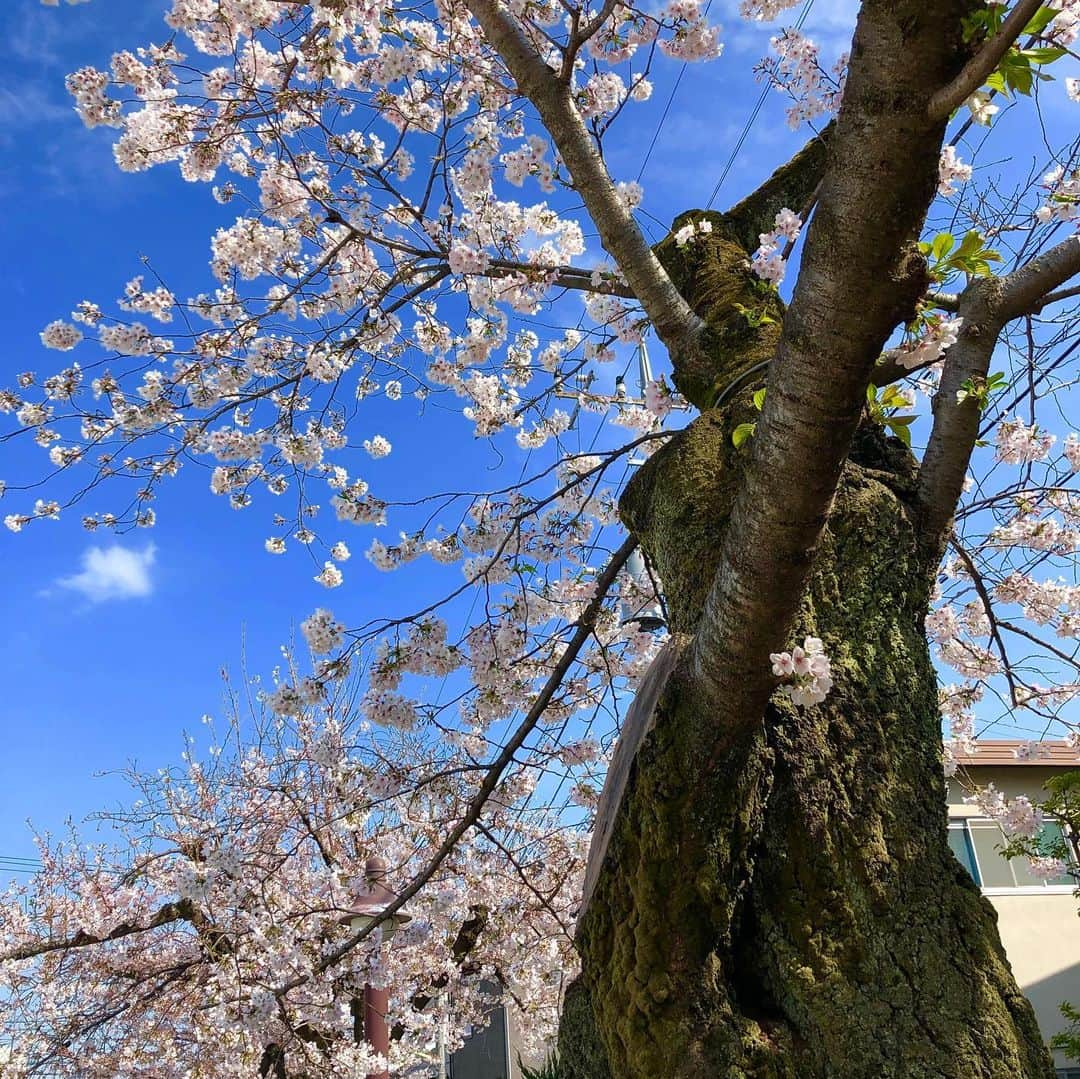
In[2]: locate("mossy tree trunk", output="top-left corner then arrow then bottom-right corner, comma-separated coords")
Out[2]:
468,0 -> 1072,1067
557,221 -> 1055,1078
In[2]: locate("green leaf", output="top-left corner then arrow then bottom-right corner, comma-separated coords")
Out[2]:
732,302 -> 776,328
1023,6 -> 1059,35
879,385 -> 910,410
1004,53 -> 1034,95
939,231 -> 1002,279
1021,46 -> 1067,65
887,421 -> 913,447
986,69 -> 1009,95
953,230 -> 984,259
931,232 -> 955,260
732,422 -> 756,448
752,388 -> 767,411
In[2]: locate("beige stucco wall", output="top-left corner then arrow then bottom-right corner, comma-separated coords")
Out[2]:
989,892 -> 1080,1067
948,766 -> 1080,1069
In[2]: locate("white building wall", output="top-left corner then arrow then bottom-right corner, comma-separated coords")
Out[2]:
948,766 -> 1080,1072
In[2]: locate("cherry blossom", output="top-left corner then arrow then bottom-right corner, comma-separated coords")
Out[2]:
6,0 -> 1080,1069
938,145 -> 972,197
769,636 -> 834,707
752,207 -> 802,285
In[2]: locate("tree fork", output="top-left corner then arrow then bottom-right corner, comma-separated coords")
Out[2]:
562,401 -> 1053,1077
558,79 -> 1055,1068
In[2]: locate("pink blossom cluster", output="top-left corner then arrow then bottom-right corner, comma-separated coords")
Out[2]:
739,0 -> 800,20
966,785 -> 1044,839
0,682 -> 588,1072
757,30 -> 846,129
995,572 -> 1080,637
673,218 -> 714,247
995,418 -> 1056,465
770,635 -> 834,707
1028,855 -> 1069,880
884,314 -> 963,372
990,512 -> 1080,555
39,320 -> 83,351
301,608 -> 346,654
1049,1 -> 1080,44
937,146 -> 973,197
659,0 -> 724,61
556,738 -> 603,767
644,376 -> 676,420
751,207 -> 802,285
1035,166 -> 1080,226
576,71 -> 627,119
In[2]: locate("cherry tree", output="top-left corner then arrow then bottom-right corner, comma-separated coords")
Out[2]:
3,0 -> 1080,1075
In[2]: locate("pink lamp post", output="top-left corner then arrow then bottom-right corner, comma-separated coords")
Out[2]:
340,856 -> 412,1079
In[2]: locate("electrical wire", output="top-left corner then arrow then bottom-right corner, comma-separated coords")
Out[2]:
705,0 -> 817,210
636,0 -> 714,182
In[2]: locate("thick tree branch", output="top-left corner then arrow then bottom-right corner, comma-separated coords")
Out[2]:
928,0 -> 1044,120
917,235 -> 1080,555
3,899 -> 197,962
719,123 -> 833,253
688,0 -> 977,727
872,265 -> 1079,387
463,0 -> 704,359
993,236 -> 1080,317
484,257 -> 636,298
1030,282 -> 1080,313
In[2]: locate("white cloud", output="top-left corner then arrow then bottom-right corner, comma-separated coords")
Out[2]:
0,86 -> 70,133
57,544 -> 156,603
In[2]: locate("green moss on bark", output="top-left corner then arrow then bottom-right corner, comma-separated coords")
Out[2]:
564,420 -> 1053,1079
557,977 -> 613,1079
619,407 -> 744,634
654,220 -> 783,411
559,203 -> 1051,1079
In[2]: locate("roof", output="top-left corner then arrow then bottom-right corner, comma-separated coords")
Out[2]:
953,740 -> 1080,767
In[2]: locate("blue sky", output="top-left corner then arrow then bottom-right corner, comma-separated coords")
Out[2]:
1,0 -> 1077,865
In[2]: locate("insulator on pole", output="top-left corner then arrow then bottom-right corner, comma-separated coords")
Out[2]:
620,546 -> 666,631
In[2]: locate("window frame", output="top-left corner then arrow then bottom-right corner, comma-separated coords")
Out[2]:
947,817 -> 1077,896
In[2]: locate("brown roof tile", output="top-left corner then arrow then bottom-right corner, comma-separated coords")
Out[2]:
953,739 -> 1080,767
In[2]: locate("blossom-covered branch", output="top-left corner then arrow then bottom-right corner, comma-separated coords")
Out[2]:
918,234 -> 1080,554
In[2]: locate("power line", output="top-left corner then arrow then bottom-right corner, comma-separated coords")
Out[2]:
636,62 -> 692,183
705,0 -> 817,210
636,0 -> 714,183
0,856 -> 43,874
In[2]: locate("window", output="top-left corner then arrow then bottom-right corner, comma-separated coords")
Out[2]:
948,818 -> 1075,892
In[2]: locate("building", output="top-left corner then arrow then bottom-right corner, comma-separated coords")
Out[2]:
445,1003 -> 526,1079
442,740 -> 1080,1077
948,740 -> 1080,1076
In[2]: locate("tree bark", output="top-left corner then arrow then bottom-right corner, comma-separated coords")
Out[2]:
558,254 -> 1054,1079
